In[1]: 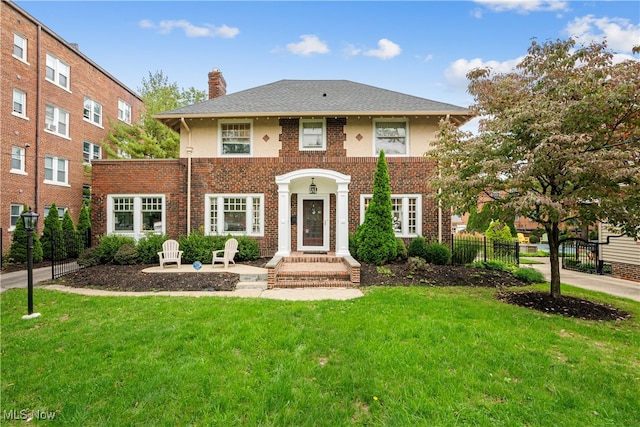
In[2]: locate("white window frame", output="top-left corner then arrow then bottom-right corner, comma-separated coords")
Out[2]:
83,97 -> 103,127
44,155 -> 69,186
118,99 -> 132,124
45,53 -> 70,90
44,206 -> 67,220
373,118 -> 409,156
11,146 -> 27,175
360,194 -> 422,237
13,33 -> 28,63
299,119 -> 326,151
10,204 -> 23,231
107,194 -> 166,240
83,141 -> 102,164
45,103 -> 70,138
12,89 -> 27,118
205,194 -> 264,236
219,120 -> 253,156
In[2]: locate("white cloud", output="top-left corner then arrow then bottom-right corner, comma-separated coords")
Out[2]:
444,56 -> 524,90
564,15 -> 640,53
343,43 -> 362,58
473,0 -> 569,15
363,38 -> 402,60
138,19 -> 239,38
286,35 -> 330,56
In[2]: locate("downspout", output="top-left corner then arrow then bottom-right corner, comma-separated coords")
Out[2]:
35,25 -> 42,217
181,118 -> 192,235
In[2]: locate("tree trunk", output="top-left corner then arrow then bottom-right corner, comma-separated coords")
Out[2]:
548,222 -> 562,299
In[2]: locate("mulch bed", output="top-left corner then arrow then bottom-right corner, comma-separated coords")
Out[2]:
5,258 -> 631,321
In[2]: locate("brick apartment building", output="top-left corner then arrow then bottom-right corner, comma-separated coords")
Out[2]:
1,0 -> 142,255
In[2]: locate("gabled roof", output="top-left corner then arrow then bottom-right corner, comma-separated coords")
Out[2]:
154,79 -> 473,131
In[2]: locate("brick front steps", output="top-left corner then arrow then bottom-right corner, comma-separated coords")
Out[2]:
266,254 -> 361,289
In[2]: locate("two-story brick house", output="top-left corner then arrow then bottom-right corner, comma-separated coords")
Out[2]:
90,70 -> 472,259
1,0 -> 142,255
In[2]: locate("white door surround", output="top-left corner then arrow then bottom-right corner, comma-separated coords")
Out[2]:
275,168 -> 351,257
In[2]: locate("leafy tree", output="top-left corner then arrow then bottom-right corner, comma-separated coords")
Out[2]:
104,70 -> 206,159
429,38 -> 640,299
40,204 -> 66,261
355,151 -> 397,265
8,205 -> 43,263
467,203 -> 516,236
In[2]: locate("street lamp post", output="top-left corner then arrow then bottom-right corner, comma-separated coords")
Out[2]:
21,207 -> 41,319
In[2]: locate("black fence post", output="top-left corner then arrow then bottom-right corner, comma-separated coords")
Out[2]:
483,237 -> 487,263
451,234 -> 455,265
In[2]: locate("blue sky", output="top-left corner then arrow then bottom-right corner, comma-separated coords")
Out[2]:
16,0 -> 640,127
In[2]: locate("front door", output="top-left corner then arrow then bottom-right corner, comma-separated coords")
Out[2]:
300,198 -> 328,251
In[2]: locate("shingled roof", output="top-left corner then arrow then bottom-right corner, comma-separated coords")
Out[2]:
155,79 -> 472,130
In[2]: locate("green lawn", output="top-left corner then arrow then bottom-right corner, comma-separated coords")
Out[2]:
1,285 -> 639,426
519,258 -> 545,265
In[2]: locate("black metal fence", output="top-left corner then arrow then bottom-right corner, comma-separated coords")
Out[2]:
51,229 -> 92,279
451,234 -> 520,265
561,238 -> 611,275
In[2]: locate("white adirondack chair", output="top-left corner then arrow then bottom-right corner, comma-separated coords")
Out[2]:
158,239 -> 183,268
212,238 -> 238,269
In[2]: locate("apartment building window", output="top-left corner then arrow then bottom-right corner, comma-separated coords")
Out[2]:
118,99 -> 131,124
220,121 -> 252,155
374,119 -> 408,156
45,104 -> 69,137
11,146 -> 26,174
83,141 -> 102,164
44,155 -> 68,185
205,194 -> 264,236
361,194 -> 421,237
45,53 -> 70,90
13,33 -> 27,62
300,119 -> 326,151
44,206 -> 67,220
10,204 -> 23,231
83,97 -> 102,126
13,89 -> 26,117
107,195 -> 165,237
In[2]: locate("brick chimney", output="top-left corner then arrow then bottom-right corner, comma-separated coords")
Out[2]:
208,68 -> 227,99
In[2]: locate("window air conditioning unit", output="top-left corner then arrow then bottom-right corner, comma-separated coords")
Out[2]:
45,123 -> 56,132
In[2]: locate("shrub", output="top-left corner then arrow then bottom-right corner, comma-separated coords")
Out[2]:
395,238 -> 408,262
114,242 -> 139,265
8,205 -> 44,264
486,220 -> 514,243
97,234 -> 136,264
137,233 -> 169,264
179,232 -> 220,264
408,256 -> 427,273
425,241 -> 451,265
77,247 -> 100,267
513,267 -> 546,283
61,210 -> 83,258
41,203 -> 66,261
471,259 -> 515,273
408,236 -> 428,259
349,233 -> 358,257
236,236 -> 260,261
528,234 -> 540,244
452,239 -> 481,265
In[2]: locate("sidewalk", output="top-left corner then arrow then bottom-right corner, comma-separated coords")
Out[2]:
1,266 -> 52,293
524,257 -> 640,302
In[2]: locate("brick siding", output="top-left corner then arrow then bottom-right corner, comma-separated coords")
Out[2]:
609,261 -> 640,283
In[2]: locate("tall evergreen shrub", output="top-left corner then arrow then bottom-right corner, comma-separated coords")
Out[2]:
61,210 -> 82,258
40,203 -> 66,261
8,205 -> 43,263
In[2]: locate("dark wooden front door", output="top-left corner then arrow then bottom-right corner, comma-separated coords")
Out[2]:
302,199 -> 324,247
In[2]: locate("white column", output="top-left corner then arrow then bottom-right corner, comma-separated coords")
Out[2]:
275,183 -> 291,257
335,182 -> 350,256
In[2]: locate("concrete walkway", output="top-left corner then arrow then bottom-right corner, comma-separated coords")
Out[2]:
523,257 -> 640,302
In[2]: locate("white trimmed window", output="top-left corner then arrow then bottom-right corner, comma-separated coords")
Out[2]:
45,53 -> 70,90
83,97 -> 102,126
10,204 -> 23,231
220,121 -> 252,156
45,104 -> 69,137
11,146 -> 26,174
13,33 -> 27,62
13,89 -> 26,117
118,99 -> 131,124
374,119 -> 408,156
107,195 -> 165,238
300,119 -> 326,151
83,141 -> 102,164
44,155 -> 68,185
205,194 -> 264,236
361,194 -> 422,237
44,206 -> 67,220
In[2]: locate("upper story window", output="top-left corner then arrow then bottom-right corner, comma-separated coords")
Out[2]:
45,104 -> 69,138
45,53 -> 70,90
44,205 -> 67,220
374,119 -> 408,156
300,119 -> 326,151
83,141 -> 102,164
11,146 -> 26,174
220,121 -> 252,156
12,89 -> 26,117
118,99 -> 132,124
44,155 -> 69,186
13,33 -> 27,62
83,97 -> 102,126
361,194 -> 422,237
